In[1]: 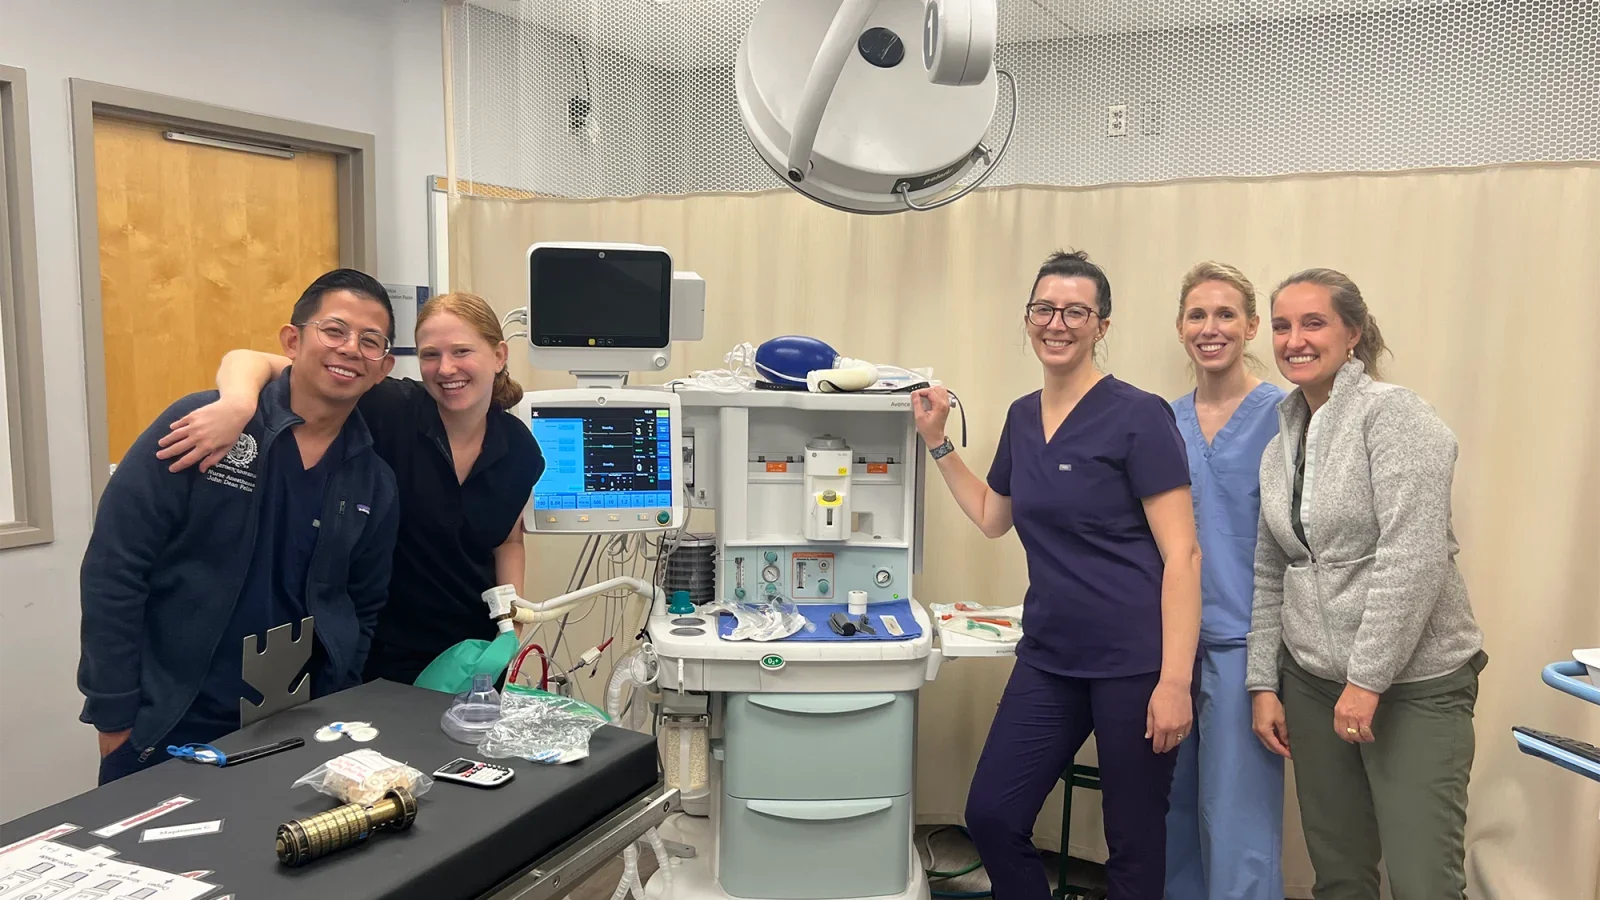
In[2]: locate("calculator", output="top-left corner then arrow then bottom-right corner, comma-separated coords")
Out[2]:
433,757 -> 516,788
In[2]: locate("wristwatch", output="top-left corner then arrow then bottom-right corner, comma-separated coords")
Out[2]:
928,437 -> 955,460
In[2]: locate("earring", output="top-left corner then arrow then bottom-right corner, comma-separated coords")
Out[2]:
1347,349 -> 1354,360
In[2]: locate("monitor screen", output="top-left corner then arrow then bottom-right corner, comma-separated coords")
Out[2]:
529,247 -> 672,349
528,406 -> 675,511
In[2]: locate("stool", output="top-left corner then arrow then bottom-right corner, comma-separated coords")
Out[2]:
1054,763 -> 1106,900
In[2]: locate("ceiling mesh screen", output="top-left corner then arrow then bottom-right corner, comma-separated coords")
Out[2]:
446,0 -> 1599,199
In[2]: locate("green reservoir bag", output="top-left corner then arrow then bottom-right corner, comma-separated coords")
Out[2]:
412,630 -> 521,694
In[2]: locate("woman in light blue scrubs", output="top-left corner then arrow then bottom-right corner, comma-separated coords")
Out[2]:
1164,262 -> 1286,900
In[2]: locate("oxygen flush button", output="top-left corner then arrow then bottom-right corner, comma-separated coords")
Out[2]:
656,511 -> 671,525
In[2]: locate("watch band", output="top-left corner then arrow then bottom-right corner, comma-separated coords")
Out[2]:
929,437 -> 955,460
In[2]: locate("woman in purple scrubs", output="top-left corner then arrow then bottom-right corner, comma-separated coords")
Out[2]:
912,250 -> 1202,899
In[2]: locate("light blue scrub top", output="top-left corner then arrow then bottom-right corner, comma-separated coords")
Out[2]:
1171,382 -> 1286,647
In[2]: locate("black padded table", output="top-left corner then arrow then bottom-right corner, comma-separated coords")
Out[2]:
1,680 -> 661,900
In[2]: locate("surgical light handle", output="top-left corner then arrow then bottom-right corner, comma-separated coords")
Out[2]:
786,0 -> 879,184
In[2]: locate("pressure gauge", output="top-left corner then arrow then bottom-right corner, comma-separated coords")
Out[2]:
762,565 -> 780,583
874,569 -> 892,587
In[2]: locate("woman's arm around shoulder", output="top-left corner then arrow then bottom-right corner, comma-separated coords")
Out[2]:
156,349 -> 289,471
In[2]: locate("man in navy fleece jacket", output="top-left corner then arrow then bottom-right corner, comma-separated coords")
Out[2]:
79,270 -> 401,784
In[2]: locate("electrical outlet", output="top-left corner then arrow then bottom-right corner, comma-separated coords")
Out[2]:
1143,100 -> 1164,135
1107,104 -> 1128,137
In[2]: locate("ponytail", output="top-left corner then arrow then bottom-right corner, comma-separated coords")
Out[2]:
1352,313 -> 1386,379
492,366 -> 524,408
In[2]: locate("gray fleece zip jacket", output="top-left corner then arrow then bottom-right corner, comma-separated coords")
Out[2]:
1245,360 -> 1483,694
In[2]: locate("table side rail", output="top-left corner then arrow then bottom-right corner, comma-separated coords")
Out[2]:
477,784 -> 679,900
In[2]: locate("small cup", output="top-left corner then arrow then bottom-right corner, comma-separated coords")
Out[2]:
847,590 -> 868,616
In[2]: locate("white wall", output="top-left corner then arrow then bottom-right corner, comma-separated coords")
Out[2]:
0,0 -> 446,820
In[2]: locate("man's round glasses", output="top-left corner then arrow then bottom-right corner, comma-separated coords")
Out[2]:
1026,303 -> 1097,329
300,318 -> 391,361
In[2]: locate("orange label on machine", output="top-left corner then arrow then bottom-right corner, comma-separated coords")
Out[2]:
765,462 -> 789,473
866,463 -> 889,474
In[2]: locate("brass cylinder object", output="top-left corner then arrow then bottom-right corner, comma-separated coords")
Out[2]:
276,786 -> 418,867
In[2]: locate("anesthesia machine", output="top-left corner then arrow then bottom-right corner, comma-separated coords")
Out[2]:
506,242 -> 1007,900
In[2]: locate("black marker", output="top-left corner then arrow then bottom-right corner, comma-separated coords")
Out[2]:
222,737 -> 304,767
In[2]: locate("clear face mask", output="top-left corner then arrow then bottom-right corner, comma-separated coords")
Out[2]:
713,593 -> 813,642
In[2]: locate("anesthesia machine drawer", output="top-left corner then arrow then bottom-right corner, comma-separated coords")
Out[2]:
723,692 -> 914,800
719,795 -> 911,900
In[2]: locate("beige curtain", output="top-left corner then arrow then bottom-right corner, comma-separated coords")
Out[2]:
450,163 -> 1600,900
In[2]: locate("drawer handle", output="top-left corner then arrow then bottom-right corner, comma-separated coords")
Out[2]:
744,799 -> 893,822
747,694 -> 895,715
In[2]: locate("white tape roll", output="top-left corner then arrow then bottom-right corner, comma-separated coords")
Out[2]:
848,590 -> 868,615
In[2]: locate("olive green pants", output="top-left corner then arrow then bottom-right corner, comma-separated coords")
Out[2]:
1279,651 -> 1486,900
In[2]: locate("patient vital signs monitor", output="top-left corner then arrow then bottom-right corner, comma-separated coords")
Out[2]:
522,242 -> 693,533
527,395 -> 680,531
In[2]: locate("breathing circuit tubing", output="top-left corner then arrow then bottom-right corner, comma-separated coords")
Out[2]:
604,646 -> 668,899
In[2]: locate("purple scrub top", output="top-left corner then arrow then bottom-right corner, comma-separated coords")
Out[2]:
986,377 -> 1192,679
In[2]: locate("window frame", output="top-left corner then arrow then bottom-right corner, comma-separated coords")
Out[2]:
0,64 -> 52,550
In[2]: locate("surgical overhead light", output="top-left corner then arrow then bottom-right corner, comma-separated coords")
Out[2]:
736,0 -> 1017,214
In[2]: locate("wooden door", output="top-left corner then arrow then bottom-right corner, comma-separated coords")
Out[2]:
94,116 -> 340,463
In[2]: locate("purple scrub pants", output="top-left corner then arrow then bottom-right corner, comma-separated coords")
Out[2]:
965,659 -> 1181,899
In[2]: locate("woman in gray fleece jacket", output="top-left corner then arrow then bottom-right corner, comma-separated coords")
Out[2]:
1245,268 -> 1486,900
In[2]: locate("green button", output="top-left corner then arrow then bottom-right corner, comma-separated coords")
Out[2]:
760,654 -> 785,671
656,510 -> 671,525
764,550 -> 778,563
735,587 -> 747,599
817,579 -> 829,593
